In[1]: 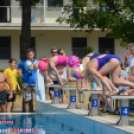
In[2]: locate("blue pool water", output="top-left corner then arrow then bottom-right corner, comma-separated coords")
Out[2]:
0,114 -> 81,134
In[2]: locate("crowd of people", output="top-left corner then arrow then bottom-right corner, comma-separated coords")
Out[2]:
0,45 -> 134,113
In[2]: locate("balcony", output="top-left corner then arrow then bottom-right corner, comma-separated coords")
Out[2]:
0,6 -> 69,25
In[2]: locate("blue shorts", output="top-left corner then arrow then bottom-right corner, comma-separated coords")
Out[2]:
92,81 -> 102,89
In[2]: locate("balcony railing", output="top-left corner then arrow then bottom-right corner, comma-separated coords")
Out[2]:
0,6 -> 69,24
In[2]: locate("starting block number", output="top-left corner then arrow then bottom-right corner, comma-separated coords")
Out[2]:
54,91 -> 59,97
70,96 -> 76,102
91,99 -> 98,107
121,107 -> 129,116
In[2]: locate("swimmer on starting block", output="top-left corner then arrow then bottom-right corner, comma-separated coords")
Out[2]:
25,55 -> 80,89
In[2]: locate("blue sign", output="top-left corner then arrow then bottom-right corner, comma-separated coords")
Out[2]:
91,99 -> 98,107
54,91 -> 59,97
70,96 -> 76,102
121,107 -> 129,116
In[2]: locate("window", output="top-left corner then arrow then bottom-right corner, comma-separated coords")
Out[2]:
20,37 -> 36,58
0,0 -> 11,22
19,1 -> 36,6
72,37 -> 87,59
0,37 -> 11,60
48,0 -> 63,7
99,37 -> 114,54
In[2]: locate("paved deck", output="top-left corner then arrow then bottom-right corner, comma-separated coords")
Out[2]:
37,100 -> 134,134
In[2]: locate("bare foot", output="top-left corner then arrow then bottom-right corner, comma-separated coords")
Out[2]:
112,90 -> 119,95
103,90 -> 108,96
81,87 -> 90,91
93,87 -> 102,91
62,78 -> 68,85
58,83 -> 64,89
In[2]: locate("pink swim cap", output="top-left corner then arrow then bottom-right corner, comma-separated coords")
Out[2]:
68,56 -> 80,67
38,60 -> 47,72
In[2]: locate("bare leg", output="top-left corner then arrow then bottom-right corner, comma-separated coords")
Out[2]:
81,69 -> 91,91
50,90 -> 54,100
24,101 -> 29,112
112,66 -> 134,88
7,102 -> 12,113
61,77 -> 68,86
11,102 -> 14,112
49,63 -> 63,89
1,104 -> 6,113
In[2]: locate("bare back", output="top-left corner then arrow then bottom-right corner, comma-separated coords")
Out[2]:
0,72 -> 7,92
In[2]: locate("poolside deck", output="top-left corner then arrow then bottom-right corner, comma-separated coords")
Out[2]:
37,100 -> 134,134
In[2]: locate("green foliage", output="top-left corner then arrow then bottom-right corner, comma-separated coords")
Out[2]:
56,0 -> 134,48
85,46 -> 94,54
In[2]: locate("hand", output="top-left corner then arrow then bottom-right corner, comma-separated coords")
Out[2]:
18,85 -> 21,92
8,94 -> 13,100
125,53 -> 130,59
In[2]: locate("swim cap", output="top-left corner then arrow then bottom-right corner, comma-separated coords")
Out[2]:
42,58 -> 50,63
71,64 -> 84,79
38,60 -> 47,72
68,56 -> 80,67
25,60 -> 32,70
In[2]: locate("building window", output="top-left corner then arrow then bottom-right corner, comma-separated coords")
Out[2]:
20,37 -> 36,58
48,0 -> 63,7
99,37 -> 114,54
0,37 -> 11,60
19,1 -> 36,6
72,37 -> 87,59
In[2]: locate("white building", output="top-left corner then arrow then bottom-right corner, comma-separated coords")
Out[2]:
0,0 -> 129,69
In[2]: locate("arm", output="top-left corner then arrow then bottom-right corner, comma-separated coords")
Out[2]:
76,79 -> 81,91
67,66 -> 76,82
124,59 -> 128,68
41,71 -> 53,85
49,63 -> 63,88
58,68 -> 64,75
17,69 -> 22,77
17,82 -> 21,92
5,75 -> 13,99
30,62 -> 39,70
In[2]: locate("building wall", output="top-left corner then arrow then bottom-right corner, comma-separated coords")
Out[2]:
0,30 -> 129,70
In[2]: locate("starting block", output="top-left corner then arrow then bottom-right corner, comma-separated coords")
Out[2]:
79,90 -> 109,116
62,87 -> 79,109
112,95 -> 134,126
47,85 -> 78,109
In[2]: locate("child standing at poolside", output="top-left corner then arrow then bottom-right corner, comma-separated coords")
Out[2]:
4,59 -> 22,112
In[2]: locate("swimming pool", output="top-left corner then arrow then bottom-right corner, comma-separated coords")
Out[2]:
0,114 -> 81,134
37,101 -> 132,134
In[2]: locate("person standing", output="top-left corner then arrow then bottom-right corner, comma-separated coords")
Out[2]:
4,59 -> 22,112
35,69 -> 46,101
0,72 -> 13,112
49,47 -> 60,100
18,49 -> 38,112
124,44 -> 134,74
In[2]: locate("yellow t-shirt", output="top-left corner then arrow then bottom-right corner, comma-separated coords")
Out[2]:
4,68 -> 18,91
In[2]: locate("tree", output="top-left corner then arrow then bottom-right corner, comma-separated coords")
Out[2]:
18,0 -> 39,112
19,0 -> 39,60
57,0 -> 134,48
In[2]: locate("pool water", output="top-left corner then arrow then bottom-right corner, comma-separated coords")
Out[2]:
0,114 -> 81,134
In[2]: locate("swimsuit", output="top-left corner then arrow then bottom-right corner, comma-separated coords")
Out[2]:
95,54 -> 121,71
82,52 -> 101,61
55,56 -> 69,66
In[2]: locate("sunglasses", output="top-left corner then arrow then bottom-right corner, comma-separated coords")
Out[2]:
51,51 -> 57,53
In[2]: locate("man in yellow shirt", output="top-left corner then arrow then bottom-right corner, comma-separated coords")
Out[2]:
4,59 -> 22,112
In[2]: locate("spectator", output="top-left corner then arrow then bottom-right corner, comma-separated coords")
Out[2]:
124,44 -> 134,74
4,59 -> 22,112
49,47 -> 64,100
18,49 -> 38,112
0,72 -> 13,112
